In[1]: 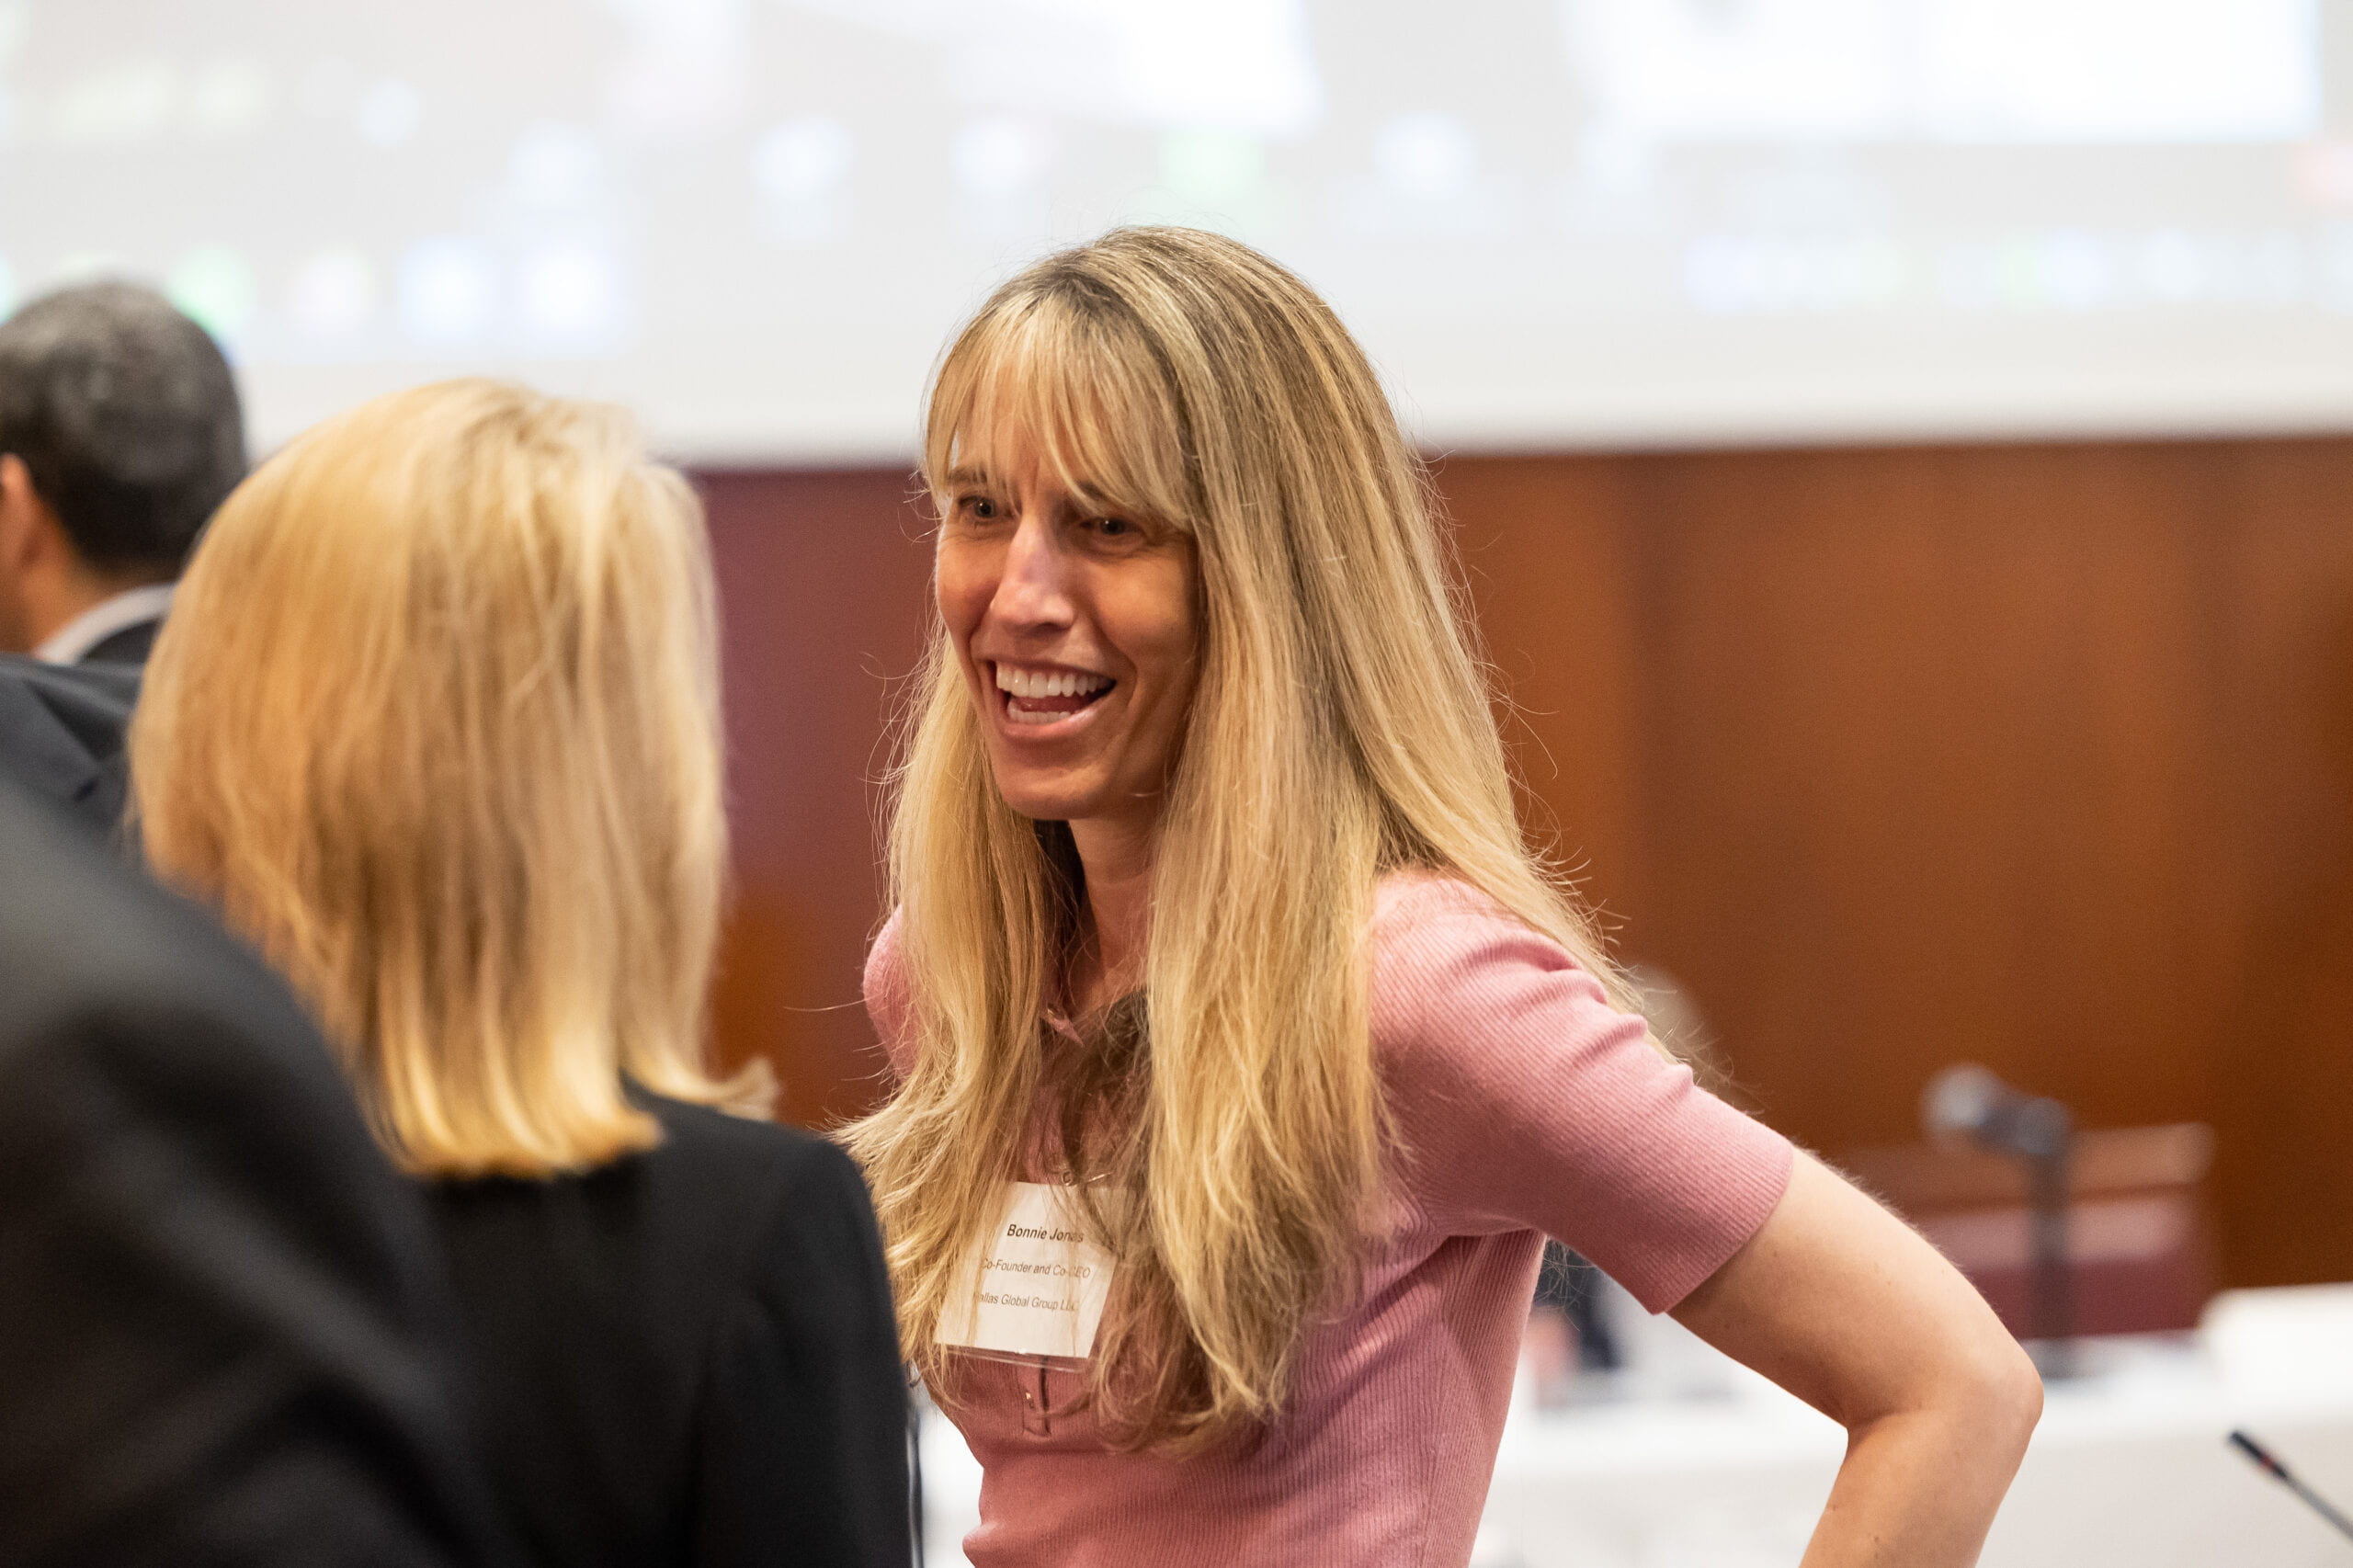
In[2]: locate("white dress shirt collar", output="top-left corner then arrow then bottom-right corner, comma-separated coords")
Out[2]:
34,582 -> 176,665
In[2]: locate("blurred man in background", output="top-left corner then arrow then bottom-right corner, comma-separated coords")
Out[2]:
0,654 -> 136,835
0,280 -> 244,666
0,280 -> 244,832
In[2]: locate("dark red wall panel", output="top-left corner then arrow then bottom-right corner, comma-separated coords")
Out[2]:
701,440 -> 2353,1287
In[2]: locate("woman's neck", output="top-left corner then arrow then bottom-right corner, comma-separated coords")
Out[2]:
1068,814 -> 1157,1016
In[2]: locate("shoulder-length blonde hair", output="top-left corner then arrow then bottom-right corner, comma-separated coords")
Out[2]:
131,378 -> 768,1178
844,227 -> 1638,1450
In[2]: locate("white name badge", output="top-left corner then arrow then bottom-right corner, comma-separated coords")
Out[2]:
936,1182 -> 1116,1362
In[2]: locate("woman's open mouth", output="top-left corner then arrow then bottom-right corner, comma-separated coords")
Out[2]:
995,663 -> 1115,727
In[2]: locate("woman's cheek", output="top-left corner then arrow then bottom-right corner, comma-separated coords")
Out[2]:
1112,554 -> 1199,674
935,543 -> 994,644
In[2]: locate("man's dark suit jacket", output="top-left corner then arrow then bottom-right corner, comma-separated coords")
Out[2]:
0,777 -> 516,1568
0,654 -> 138,835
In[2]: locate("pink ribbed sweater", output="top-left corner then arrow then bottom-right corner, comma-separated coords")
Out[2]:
865,873 -> 1793,1568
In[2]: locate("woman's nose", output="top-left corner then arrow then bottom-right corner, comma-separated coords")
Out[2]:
990,517 -> 1075,631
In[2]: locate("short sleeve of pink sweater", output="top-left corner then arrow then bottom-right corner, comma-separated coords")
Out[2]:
1370,873 -> 1790,1311
863,875 -> 1790,1313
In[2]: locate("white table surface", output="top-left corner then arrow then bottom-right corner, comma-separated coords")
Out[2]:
918,1284 -> 2353,1566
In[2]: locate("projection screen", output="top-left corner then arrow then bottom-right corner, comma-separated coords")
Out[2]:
1,0 -> 2347,460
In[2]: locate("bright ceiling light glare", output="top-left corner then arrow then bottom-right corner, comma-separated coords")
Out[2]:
2036,231 -> 2114,312
1373,112 -> 1478,201
950,119 -> 1050,200
51,251 -> 130,285
517,244 -> 621,344
166,245 -> 259,343
186,56 -> 274,138
511,122 -> 604,208
357,77 -> 421,148
1157,129 -> 1264,210
751,117 -> 853,203
1920,0 -> 2319,142
50,59 -> 176,145
288,248 -> 377,341
2135,231 -> 2209,304
397,237 -> 497,347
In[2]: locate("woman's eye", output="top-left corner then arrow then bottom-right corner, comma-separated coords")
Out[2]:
1089,516 -> 1135,539
960,495 -> 998,521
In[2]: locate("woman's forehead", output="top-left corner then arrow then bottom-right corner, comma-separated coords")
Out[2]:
942,378 -> 1184,518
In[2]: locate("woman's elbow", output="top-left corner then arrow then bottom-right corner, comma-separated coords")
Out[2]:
1950,1326 -> 2045,1459
1850,1298 -> 2045,1460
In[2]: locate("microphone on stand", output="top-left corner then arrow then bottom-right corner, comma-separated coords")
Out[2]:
2229,1430 -> 2353,1543
1922,1064 -> 2077,1378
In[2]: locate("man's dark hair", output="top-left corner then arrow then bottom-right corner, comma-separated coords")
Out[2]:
0,281 -> 246,578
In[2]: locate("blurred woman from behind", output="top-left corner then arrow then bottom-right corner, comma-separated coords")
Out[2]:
131,379 -> 911,1568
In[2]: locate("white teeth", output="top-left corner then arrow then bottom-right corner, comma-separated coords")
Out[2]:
994,665 -> 1112,700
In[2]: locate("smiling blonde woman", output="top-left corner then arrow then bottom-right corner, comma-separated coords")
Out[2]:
131,379 -> 911,1568
846,229 -> 2041,1568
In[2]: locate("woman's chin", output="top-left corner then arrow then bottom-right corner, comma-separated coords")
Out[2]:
989,770 -> 1118,828
1000,791 -> 1099,826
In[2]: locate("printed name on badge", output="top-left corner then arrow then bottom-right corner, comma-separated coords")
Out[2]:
937,1182 -> 1116,1361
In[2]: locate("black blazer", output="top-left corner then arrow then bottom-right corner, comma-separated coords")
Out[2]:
0,654 -> 139,836
0,776 -> 516,1568
424,1095 -> 913,1568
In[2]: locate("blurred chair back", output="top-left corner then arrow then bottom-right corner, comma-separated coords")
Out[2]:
1845,1123 -> 2217,1337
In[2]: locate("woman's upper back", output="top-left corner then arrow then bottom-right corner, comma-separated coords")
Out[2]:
424,1094 -> 911,1568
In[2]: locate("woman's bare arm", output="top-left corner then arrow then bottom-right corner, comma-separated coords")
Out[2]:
1672,1151 -> 2044,1567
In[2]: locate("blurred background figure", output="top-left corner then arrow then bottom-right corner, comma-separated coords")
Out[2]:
0,768 -> 517,1568
131,380 -> 911,1568
0,281 -> 244,665
0,281 -> 241,831
0,653 -> 135,834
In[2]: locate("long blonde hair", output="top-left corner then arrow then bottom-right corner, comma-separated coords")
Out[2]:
132,378 -> 768,1178
844,228 -> 1636,1449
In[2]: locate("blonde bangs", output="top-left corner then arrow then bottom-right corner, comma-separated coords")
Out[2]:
925,290 -> 1197,538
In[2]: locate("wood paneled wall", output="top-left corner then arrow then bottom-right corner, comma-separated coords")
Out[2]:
701,437 -> 2353,1290
702,470 -> 933,1129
